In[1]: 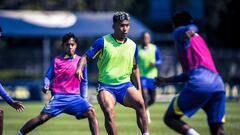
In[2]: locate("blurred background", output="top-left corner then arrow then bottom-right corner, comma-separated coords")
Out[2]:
0,0 -> 239,102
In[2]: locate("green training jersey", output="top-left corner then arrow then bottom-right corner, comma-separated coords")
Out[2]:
138,43 -> 158,78
97,34 -> 136,85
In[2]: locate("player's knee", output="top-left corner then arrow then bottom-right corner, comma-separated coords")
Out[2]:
87,107 -> 97,118
37,114 -> 50,124
138,98 -> 145,109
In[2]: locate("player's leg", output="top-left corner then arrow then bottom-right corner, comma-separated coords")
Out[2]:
146,90 -> 156,124
18,95 -> 63,135
147,90 -> 156,107
123,86 -> 149,134
209,123 -> 225,135
164,88 -> 212,135
0,108 -> 3,135
18,113 -> 52,134
203,91 -> 226,135
142,88 -> 149,108
164,109 -> 193,134
83,107 -> 99,135
163,97 -> 189,134
97,90 -> 117,135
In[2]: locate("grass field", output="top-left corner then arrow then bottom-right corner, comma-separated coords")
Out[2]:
1,101 -> 240,135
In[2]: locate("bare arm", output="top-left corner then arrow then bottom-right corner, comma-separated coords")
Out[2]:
155,73 -> 188,86
131,64 -> 142,94
75,54 -> 91,80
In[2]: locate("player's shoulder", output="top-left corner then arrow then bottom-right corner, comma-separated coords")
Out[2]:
126,37 -> 136,46
94,36 -> 104,45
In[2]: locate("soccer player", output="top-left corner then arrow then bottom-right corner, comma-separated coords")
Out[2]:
138,31 -> 162,124
155,11 -> 226,135
75,11 -> 149,135
16,33 -> 99,135
0,26 -> 25,135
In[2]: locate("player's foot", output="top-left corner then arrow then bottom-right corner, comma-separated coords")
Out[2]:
146,109 -> 151,124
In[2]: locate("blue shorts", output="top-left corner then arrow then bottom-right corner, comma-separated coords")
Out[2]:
140,77 -> 156,90
42,94 -> 91,119
167,67 -> 226,124
97,82 -> 134,105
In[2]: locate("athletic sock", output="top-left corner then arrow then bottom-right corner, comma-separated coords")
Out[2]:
186,128 -> 200,135
142,133 -> 149,135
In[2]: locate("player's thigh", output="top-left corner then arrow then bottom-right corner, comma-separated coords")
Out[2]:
123,86 -> 144,109
97,90 -> 115,113
203,92 -> 226,124
168,88 -> 212,117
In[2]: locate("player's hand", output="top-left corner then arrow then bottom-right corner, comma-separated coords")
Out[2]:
11,101 -> 24,112
42,86 -> 49,94
154,76 -> 166,87
185,30 -> 195,39
75,69 -> 84,80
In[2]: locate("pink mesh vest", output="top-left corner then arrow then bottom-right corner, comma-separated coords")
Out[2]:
50,55 -> 81,94
177,34 -> 218,74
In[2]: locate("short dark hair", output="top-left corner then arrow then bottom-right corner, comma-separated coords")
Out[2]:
62,32 -> 78,45
113,11 -> 130,23
172,11 -> 193,27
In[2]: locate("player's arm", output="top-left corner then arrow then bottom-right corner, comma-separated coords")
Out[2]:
75,37 -> 104,80
152,46 -> 162,67
0,83 -> 24,112
173,24 -> 199,48
185,24 -> 198,39
80,64 -> 88,100
131,47 -> 142,93
0,83 -> 14,105
155,73 -> 188,86
42,60 -> 54,94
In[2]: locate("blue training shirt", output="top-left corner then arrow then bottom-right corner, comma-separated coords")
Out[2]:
0,83 -> 13,104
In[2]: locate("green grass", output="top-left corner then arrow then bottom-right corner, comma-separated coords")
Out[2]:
1,101 -> 240,135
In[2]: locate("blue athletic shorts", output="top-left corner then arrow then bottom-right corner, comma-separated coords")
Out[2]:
42,94 -> 91,119
140,77 -> 156,90
167,67 -> 226,124
97,82 -> 134,105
